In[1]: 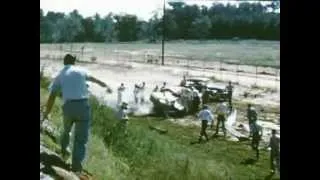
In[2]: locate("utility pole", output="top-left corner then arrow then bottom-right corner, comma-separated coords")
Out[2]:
161,0 -> 165,65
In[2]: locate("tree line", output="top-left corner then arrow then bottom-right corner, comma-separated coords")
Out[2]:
40,1 -> 280,43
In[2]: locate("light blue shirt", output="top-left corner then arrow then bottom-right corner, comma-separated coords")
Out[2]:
49,65 -> 89,103
198,109 -> 214,122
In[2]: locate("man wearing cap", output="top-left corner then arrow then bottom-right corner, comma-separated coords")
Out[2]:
214,101 -> 229,138
197,105 -> 214,142
43,54 -> 112,174
269,129 -> 280,174
117,102 -> 129,135
251,122 -> 263,160
247,104 -> 258,137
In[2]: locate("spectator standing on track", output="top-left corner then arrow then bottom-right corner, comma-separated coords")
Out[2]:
197,105 -> 214,142
140,82 -> 146,104
133,84 -> 139,104
191,87 -> 201,113
214,101 -> 229,138
117,83 -> 126,106
202,86 -> 209,105
226,81 -> 234,111
247,104 -> 258,137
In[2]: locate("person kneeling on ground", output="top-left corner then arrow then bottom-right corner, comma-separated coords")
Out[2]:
251,122 -> 263,160
214,100 -> 229,138
269,129 -> 280,174
197,105 -> 214,142
117,102 -> 129,135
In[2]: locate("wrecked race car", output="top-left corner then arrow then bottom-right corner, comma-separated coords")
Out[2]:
183,77 -> 210,92
149,86 -> 200,117
182,77 -> 228,103
205,83 -> 228,102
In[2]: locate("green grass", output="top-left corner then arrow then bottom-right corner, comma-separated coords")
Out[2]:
40,76 -> 279,180
40,40 -> 280,68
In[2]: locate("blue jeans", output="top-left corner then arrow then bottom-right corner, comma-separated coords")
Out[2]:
61,99 -> 91,172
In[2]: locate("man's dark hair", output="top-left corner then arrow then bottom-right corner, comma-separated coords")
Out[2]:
202,105 -> 208,109
272,129 -> 276,135
64,54 -> 76,65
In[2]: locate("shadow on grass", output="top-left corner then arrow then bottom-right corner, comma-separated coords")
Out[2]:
264,172 -> 280,180
240,158 -> 257,165
190,139 -> 209,145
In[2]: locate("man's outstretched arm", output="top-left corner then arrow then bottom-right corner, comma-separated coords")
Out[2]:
87,75 -> 106,87
87,75 -> 112,93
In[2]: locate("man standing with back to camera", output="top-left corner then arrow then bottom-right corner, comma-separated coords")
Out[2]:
42,54 -> 112,175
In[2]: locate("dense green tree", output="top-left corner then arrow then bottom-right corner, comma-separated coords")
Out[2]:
40,1 -> 280,43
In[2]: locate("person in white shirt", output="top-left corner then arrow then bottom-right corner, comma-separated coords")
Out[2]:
140,82 -> 146,104
197,105 -> 214,142
133,84 -> 139,104
117,83 -> 126,106
214,101 -> 229,138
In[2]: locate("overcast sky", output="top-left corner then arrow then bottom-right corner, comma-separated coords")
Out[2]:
40,0 -> 277,21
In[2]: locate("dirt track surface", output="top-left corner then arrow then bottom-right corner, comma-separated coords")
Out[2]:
41,58 -> 280,142
40,58 -> 279,108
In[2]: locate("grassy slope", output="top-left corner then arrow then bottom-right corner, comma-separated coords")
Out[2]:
40,77 -> 279,180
